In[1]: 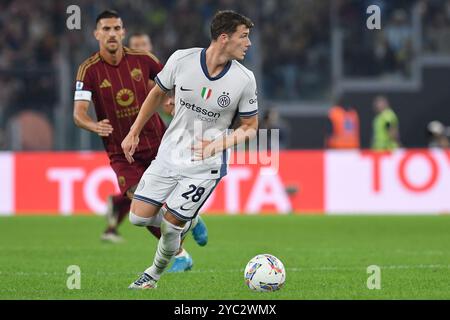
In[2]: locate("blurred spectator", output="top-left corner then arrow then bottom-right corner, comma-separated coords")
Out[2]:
0,129 -> 5,149
259,107 -> 291,150
339,2 -> 416,78
5,110 -> 54,150
325,99 -> 360,149
0,0 -> 58,146
371,95 -> 401,150
128,32 -> 154,53
2,0 -> 449,152
128,32 -> 174,125
421,0 -> 450,54
425,12 -> 450,54
376,9 -> 413,77
427,120 -> 450,148
373,30 -> 397,75
260,0 -> 330,100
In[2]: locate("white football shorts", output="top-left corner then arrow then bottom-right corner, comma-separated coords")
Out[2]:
133,159 -> 220,221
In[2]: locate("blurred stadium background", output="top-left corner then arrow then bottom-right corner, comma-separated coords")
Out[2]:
0,0 -> 448,215
1,0 -> 450,301
1,0 -> 450,150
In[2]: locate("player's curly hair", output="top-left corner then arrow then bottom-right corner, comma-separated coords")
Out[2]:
210,10 -> 254,40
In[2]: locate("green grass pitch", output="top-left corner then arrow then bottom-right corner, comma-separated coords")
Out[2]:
0,215 -> 449,299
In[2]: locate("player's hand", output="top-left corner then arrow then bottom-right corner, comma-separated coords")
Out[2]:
121,133 -> 139,164
164,97 -> 175,116
192,139 -> 215,161
96,119 -> 113,137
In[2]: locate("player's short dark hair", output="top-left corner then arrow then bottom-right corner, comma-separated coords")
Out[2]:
95,10 -> 121,26
210,10 -> 254,40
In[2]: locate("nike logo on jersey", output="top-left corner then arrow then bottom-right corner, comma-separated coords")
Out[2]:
180,86 -> 193,91
180,204 -> 195,211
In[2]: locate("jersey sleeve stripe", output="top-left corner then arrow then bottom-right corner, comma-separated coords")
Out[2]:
76,56 -> 100,81
155,76 -> 170,92
239,110 -> 258,117
76,55 -> 98,79
77,58 -> 100,81
124,47 -> 161,64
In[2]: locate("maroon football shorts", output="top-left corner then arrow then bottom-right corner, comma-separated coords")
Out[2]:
109,149 -> 158,196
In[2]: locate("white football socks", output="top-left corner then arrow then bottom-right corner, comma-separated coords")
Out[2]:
145,218 -> 183,280
129,207 -> 166,227
174,247 -> 188,258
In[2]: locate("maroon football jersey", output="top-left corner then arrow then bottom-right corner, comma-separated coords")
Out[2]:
74,47 -> 166,156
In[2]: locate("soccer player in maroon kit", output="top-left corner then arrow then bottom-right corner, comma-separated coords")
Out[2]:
128,32 -> 175,126
73,10 -> 207,272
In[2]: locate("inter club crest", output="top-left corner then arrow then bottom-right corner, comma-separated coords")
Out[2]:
217,92 -> 231,108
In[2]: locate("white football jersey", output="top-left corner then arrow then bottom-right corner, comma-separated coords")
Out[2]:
153,48 -> 258,179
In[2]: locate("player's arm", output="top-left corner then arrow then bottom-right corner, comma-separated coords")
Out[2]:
386,121 -> 401,146
388,126 -> 399,141
73,63 -> 113,137
121,85 -> 167,163
193,115 -> 258,160
122,50 -> 180,162
73,100 -> 113,137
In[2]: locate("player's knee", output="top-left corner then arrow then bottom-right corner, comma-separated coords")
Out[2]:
129,212 -> 151,227
160,219 -> 184,254
161,218 -> 184,239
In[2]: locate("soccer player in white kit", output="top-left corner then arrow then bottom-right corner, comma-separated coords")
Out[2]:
122,10 -> 258,289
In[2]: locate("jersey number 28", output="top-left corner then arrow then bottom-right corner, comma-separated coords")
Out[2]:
181,185 -> 205,203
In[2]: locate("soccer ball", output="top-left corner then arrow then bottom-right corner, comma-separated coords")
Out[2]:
244,254 -> 286,292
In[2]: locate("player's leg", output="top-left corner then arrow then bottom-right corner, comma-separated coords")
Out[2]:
130,177 -> 219,288
125,184 -> 162,239
102,155 -> 137,241
167,217 -> 195,272
126,176 -> 182,254
106,153 -> 165,241
166,214 -> 208,272
166,215 -> 208,272
129,152 -> 171,240
131,151 -> 195,262
129,211 -> 187,289
128,157 -> 178,225
101,194 -> 131,242
128,161 -> 185,288
129,196 -> 162,224
191,215 -> 208,246
128,206 -> 177,289
166,178 -> 218,272
127,182 -> 190,259
102,188 -> 162,242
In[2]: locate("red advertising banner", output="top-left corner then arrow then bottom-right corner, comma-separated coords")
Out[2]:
0,153 -> 13,215
15,152 -> 118,215
203,151 -> 324,214
9,151 -> 325,215
3,149 -> 447,215
325,149 -> 450,213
